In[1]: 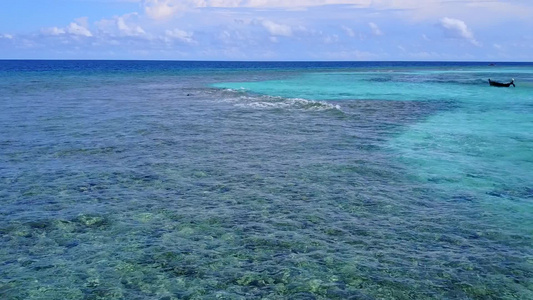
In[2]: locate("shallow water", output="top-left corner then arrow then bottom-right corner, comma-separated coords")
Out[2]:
1,61 -> 532,299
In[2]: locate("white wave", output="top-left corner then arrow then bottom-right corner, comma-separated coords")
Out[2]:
217,89 -> 341,112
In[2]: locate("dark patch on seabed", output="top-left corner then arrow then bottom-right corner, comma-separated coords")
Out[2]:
342,99 -> 456,127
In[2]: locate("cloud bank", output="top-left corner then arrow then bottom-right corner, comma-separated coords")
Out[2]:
1,0 -> 532,60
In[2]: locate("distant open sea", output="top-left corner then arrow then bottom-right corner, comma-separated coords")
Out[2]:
1,60 -> 532,299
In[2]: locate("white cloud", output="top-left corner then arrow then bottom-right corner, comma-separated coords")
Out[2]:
217,29 -> 248,44
67,22 -> 93,37
96,13 -> 146,37
324,34 -> 339,43
368,22 -> 383,36
0,34 -> 14,39
165,29 -> 195,43
144,0 -> 180,20
143,0 -> 202,21
218,30 -> 232,42
41,27 -> 66,36
260,20 -> 293,37
75,17 -> 90,29
141,0 -> 375,19
136,0 -> 531,12
175,0 -> 372,9
439,17 -> 479,46
41,18 -> 92,37
341,25 -> 355,37
117,15 -> 146,36
229,0 -> 372,8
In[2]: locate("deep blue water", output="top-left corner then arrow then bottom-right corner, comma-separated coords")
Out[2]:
1,60 -> 532,299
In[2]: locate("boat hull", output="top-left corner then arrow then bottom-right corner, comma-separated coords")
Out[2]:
488,79 -> 515,87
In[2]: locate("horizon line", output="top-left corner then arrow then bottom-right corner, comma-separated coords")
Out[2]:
1,59 -> 532,63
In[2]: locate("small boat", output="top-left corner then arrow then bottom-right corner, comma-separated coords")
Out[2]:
488,78 -> 515,87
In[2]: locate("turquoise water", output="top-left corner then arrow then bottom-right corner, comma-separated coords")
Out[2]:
1,61 -> 532,299
215,66 -> 533,235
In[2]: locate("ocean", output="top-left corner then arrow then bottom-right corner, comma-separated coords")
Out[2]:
0,60 -> 532,299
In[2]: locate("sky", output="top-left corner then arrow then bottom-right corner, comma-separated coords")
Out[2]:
0,0 -> 532,61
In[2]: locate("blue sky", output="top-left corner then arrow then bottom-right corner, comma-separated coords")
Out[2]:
1,0 -> 532,61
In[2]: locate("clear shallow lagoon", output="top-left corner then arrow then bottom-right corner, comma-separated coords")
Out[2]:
1,61 -> 532,299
